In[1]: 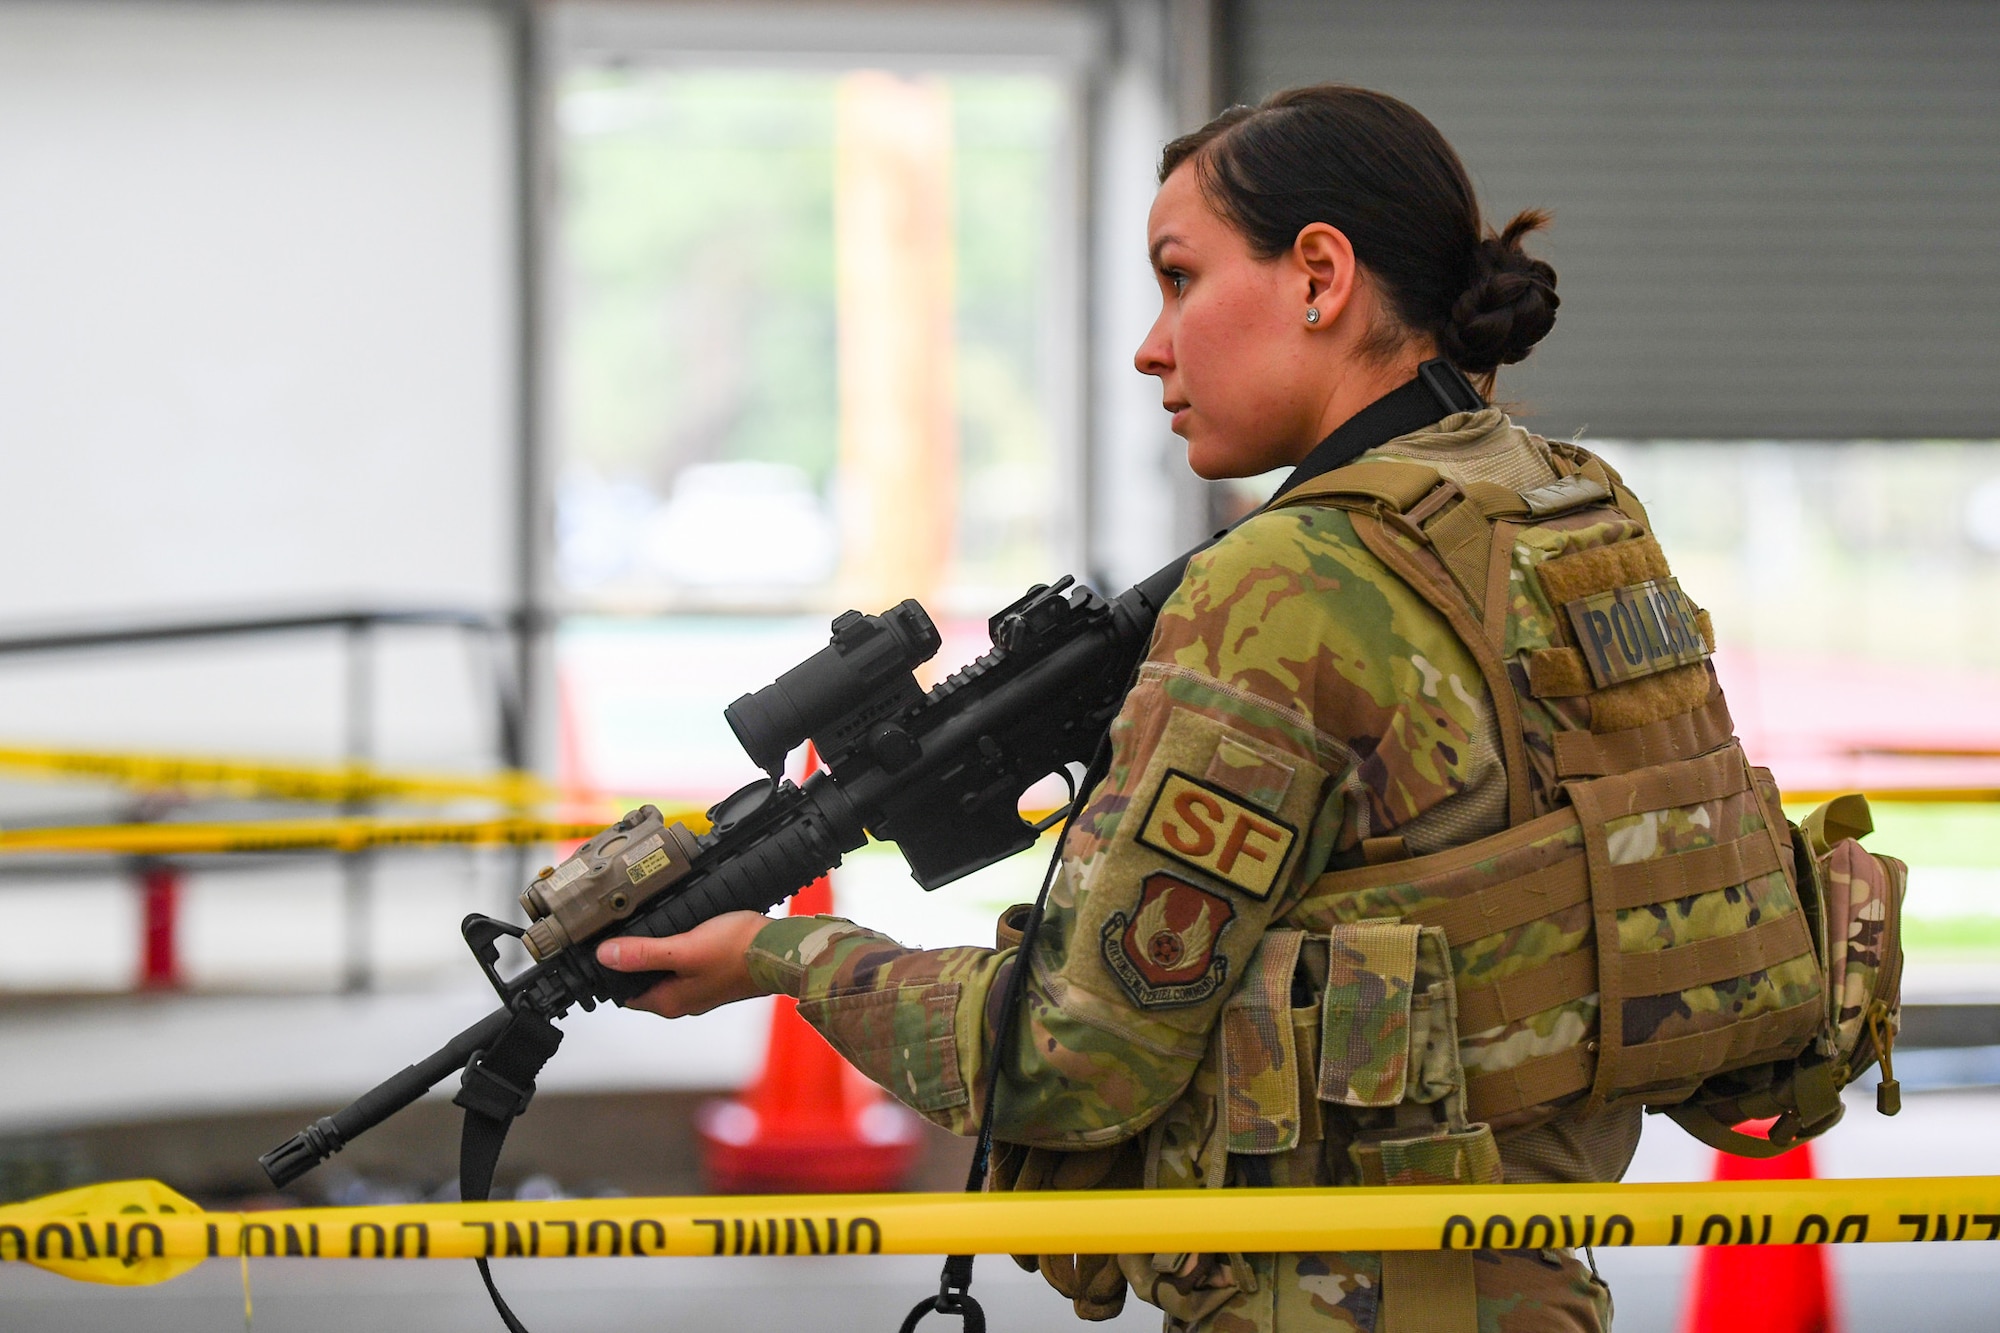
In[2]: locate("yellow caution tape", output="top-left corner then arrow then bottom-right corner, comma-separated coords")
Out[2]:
1786,787 -> 2000,807
0,812 -> 708,856
0,742 -> 558,806
6,1177 -> 2000,1286
4,739 -> 1994,814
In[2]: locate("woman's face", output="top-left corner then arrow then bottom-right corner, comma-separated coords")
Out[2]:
1134,163 -> 1355,481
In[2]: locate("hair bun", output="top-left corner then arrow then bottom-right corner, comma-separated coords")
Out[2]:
1441,209 -> 1558,374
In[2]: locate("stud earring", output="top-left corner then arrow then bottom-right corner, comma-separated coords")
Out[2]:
1304,307 -> 1321,325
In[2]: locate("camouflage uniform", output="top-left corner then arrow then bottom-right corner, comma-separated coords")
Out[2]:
747,410 -> 1623,1331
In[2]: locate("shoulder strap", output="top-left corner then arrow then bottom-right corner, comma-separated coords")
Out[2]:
1347,510 -> 1536,827
1274,458 -> 1442,512
1664,1101 -> 1842,1160
1548,441 -> 1653,531
1271,456 -> 1538,825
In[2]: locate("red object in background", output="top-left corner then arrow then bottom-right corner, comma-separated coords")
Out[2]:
696,750 -> 922,1193
1682,1121 -> 1837,1333
137,863 -> 182,990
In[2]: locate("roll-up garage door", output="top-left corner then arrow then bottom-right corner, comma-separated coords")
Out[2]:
1229,0 -> 2000,441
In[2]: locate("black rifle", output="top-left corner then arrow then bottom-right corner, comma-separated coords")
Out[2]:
259,556 -> 1192,1195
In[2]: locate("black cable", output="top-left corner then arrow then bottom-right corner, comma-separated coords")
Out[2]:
475,1255 -> 534,1333
900,749 -> 1105,1332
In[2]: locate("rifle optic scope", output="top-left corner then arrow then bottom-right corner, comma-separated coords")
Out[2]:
725,599 -> 941,778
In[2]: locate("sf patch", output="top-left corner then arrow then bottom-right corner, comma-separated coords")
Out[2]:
1136,770 -> 1297,900
1100,873 -> 1235,1008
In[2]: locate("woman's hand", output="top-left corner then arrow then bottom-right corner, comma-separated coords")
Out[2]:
594,910 -> 774,1019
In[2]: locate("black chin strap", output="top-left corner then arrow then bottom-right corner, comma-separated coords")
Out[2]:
1276,358 -> 1485,501
456,1006 -> 564,1333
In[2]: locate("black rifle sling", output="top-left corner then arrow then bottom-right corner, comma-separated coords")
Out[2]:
456,1005 -> 564,1333
901,755 -> 1095,1333
900,360 -> 1484,1332
1277,358 -> 1484,500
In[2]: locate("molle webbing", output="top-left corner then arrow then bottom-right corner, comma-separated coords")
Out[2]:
1552,691 -> 1735,779
1272,447 -> 1672,825
1298,743 -> 1820,1123
1275,459 -> 1443,514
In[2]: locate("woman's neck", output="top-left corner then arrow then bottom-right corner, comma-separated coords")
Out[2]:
1303,348 -> 1437,459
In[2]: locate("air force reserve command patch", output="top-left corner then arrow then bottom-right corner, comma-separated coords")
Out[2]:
1136,770 -> 1297,900
1101,873 -> 1235,1008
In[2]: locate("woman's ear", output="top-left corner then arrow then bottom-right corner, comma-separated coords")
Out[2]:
1293,223 -> 1358,327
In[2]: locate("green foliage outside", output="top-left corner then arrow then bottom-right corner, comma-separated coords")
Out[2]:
1853,803 -> 2000,870
557,66 -> 1067,593
561,69 -> 840,488
1904,917 -> 2000,952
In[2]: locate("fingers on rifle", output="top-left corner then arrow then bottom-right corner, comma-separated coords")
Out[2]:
597,935 -> 676,972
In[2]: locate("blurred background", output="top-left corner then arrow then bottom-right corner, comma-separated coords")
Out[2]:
1,0 -> 1998,1328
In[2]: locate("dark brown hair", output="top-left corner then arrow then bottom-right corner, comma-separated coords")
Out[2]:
1160,86 -> 1557,387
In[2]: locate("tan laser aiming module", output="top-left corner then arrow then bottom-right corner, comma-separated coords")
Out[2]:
517,805 -> 700,960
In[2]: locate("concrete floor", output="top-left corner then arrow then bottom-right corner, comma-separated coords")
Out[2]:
0,1253 -> 1160,1333
4,1232 -> 1996,1333
1592,1241 -> 1998,1333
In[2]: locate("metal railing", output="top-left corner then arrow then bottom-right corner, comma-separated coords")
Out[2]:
0,607 -> 533,992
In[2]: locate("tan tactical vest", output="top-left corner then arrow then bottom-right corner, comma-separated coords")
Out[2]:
1271,439 -> 1882,1145
1003,432 -> 1905,1332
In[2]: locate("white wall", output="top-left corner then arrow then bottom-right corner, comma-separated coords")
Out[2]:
0,0 -> 516,620
0,0 -> 518,764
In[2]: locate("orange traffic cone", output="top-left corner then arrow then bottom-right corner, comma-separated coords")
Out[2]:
696,750 -> 922,1193
1681,1120 -> 1838,1333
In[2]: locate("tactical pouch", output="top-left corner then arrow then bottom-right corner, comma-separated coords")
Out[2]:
1290,737 -> 1826,1131
1316,922 -> 1502,1187
1667,792 -> 1907,1156
1219,929 -> 1310,1155
1214,921 -> 1501,1190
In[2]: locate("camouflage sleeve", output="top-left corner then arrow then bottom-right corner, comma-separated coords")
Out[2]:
744,917 -> 999,1135
747,505 -> 1492,1148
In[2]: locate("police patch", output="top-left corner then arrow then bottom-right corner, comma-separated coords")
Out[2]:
1136,770 -> 1297,900
1100,873 -> 1235,1008
1564,576 -> 1709,688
